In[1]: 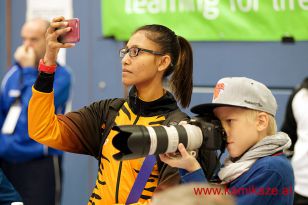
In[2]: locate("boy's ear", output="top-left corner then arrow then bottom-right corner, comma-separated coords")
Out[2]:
157,55 -> 171,72
256,112 -> 269,132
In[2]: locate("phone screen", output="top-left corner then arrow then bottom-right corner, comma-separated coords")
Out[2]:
58,18 -> 80,43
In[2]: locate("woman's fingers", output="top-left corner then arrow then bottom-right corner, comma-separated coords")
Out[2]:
51,27 -> 71,41
46,26 -> 74,49
51,21 -> 68,28
51,16 -> 65,22
46,17 -> 67,34
50,42 -> 75,49
47,40 -> 75,49
62,43 -> 76,48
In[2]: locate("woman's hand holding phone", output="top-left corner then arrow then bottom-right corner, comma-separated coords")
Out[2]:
58,18 -> 80,44
44,16 -> 78,66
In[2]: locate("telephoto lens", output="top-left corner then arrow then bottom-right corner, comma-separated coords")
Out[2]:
112,123 -> 203,161
112,115 -> 226,161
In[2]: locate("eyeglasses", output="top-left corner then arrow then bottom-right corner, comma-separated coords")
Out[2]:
119,47 -> 164,58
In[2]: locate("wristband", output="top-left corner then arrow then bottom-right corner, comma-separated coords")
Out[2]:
38,59 -> 57,74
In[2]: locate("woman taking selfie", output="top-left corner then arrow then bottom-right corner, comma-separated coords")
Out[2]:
28,16 -> 193,204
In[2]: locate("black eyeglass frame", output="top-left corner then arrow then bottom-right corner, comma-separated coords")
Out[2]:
119,47 -> 164,58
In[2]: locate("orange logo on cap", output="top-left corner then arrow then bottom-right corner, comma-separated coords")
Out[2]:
213,83 -> 224,100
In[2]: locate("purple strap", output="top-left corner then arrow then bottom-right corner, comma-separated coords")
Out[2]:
126,155 -> 156,204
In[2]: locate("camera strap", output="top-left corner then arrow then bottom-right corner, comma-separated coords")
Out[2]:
126,155 -> 156,204
98,98 -> 125,166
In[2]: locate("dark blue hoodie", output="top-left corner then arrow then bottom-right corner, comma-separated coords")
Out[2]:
0,63 -> 71,163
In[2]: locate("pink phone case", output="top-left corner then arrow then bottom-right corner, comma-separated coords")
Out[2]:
58,18 -> 80,43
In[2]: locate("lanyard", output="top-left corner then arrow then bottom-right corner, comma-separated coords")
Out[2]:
126,155 -> 156,204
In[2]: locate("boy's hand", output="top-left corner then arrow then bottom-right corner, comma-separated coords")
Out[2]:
159,143 -> 201,173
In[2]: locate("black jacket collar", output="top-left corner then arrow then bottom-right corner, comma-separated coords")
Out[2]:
128,86 -> 179,117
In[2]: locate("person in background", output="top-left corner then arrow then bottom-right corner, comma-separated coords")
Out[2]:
281,77 -> 308,205
160,77 -> 294,205
0,168 -> 23,205
0,18 -> 72,205
28,16 -> 194,204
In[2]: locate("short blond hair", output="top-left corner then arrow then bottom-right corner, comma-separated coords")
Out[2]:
245,109 -> 277,136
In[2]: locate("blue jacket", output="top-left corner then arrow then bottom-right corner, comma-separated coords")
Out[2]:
181,154 -> 294,205
0,168 -> 22,204
0,63 -> 71,163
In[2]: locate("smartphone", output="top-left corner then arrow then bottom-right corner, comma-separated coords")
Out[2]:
58,18 -> 80,43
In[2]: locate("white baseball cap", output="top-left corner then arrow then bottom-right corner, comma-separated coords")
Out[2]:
191,77 -> 277,116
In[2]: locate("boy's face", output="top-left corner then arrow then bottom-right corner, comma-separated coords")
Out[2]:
213,106 -> 261,158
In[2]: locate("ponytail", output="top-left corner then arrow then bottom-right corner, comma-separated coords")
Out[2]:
301,77 -> 308,89
169,36 -> 193,108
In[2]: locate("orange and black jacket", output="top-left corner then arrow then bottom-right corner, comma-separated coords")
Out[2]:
28,72 -> 188,205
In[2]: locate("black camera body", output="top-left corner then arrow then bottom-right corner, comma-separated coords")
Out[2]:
189,115 -> 226,151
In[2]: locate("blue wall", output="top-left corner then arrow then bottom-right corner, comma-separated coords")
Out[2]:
1,0 -> 307,204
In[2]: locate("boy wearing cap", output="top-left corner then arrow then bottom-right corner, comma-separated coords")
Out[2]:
160,77 -> 294,205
